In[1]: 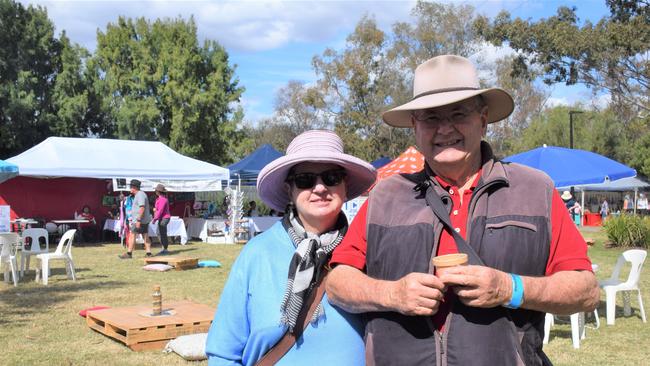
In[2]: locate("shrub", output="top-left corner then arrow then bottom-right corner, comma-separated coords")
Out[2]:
603,214 -> 650,248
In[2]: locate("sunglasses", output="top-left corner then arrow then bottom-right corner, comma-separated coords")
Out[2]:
286,169 -> 347,189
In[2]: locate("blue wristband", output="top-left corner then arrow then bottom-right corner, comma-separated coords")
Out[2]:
504,273 -> 524,309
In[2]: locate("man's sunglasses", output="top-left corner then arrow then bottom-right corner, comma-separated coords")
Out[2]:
286,169 -> 347,189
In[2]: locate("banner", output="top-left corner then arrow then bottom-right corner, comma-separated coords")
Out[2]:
342,196 -> 366,223
112,178 -> 223,192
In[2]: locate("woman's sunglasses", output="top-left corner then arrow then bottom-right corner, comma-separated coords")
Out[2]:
286,169 -> 347,189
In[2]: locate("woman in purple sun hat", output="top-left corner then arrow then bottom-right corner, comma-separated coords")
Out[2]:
206,130 -> 376,365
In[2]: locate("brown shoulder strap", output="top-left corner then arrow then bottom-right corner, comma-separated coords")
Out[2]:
255,271 -> 328,366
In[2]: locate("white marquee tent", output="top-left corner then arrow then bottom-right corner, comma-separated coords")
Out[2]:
7,137 -> 229,191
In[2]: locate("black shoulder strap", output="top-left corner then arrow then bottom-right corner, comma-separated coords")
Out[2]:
407,172 -> 485,266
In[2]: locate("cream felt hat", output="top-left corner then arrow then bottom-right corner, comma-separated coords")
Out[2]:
257,130 -> 376,212
382,55 -> 515,127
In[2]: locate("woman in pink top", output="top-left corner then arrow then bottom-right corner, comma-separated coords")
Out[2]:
152,184 -> 172,255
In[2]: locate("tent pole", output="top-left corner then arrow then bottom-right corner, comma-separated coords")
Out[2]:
581,190 -> 585,226
634,188 -> 638,215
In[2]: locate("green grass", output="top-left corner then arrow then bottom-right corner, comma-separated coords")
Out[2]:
0,240 -> 241,366
0,229 -> 647,365
542,228 -> 649,366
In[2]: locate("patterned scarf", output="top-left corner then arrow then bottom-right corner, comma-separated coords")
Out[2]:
280,206 -> 348,333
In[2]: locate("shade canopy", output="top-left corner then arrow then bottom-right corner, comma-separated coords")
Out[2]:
504,145 -> 636,187
7,137 -> 229,191
0,159 -> 19,184
370,156 -> 393,169
228,144 -> 283,181
558,176 -> 649,192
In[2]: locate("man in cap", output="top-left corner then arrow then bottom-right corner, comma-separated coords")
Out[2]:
326,55 -> 599,365
119,179 -> 153,258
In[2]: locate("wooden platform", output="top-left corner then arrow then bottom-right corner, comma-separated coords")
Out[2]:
143,256 -> 199,270
86,300 -> 214,351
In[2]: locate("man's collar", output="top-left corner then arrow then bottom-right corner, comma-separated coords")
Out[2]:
424,141 -> 508,189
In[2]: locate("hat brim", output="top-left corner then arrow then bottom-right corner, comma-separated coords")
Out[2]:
257,153 -> 376,212
382,88 -> 514,128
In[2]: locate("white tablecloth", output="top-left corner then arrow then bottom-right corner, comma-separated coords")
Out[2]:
103,218 -> 188,245
186,217 -> 227,242
246,216 -> 281,233
185,216 -> 280,242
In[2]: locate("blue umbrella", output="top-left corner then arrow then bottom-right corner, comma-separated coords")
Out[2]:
503,145 -> 636,187
370,156 -> 393,169
0,159 -> 19,183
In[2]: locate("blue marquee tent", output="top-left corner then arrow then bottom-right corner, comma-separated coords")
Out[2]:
504,145 -> 636,187
0,159 -> 19,184
371,156 -> 393,169
228,144 -> 283,181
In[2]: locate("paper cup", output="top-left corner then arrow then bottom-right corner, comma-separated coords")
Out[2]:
432,253 -> 468,276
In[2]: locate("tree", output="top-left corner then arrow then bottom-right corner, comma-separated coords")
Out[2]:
50,33 -> 99,137
92,16 -> 244,165
630,127 -> 650,177
0,0 -> 60,158
474,1 -> 650,118
513,106 -> 624,158
486,56 -> 549,157
311,15 -> 413,160
391,0 -> 480,71
273,80 -> 331,133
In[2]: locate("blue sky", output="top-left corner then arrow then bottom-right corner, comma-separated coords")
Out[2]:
21,0 -> 611,122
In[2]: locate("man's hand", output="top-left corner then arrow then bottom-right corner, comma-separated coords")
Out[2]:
438,265 -> 511,308
326,265 -> 445,315
388,272 -> 445,316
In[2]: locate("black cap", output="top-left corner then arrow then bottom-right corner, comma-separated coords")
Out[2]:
129,179 -> 141,189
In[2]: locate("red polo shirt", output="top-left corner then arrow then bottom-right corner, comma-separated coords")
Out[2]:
331,173 -> 592,330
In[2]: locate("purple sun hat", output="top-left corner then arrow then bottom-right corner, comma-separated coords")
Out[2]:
257,130 -> 377,212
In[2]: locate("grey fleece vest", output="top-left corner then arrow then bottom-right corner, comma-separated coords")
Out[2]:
365,143 -> 554,366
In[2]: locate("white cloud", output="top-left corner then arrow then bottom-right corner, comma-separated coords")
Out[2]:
545,97 -> 570,108
21,0 -> 414,52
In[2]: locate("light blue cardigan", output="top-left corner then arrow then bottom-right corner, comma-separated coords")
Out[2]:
205,221 -> 365,366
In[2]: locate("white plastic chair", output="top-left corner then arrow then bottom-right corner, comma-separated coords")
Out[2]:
599,249 -> 647,325
20,228 -> 49,278
35,229 -> 77,286
0,233 -> 21,286
543,312 -> 585,349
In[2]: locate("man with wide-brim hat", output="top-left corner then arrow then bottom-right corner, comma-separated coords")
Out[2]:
327,55 -> 599,365
118,178 -> 153,259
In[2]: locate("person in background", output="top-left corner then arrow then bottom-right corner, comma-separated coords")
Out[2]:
623,194 -> 631,212
638,193 -> 648,214
152,184 -> 171,256
600,197 -> 609,220
79,205 -> 98,242
107,203 -> 119,219
205,130 -> 376,365
118,193 -> 131,245
118,179 -> 152,259
246,200 -> 258,217
561,190 -> 581,223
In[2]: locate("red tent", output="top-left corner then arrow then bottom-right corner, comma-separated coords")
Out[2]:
366,146 -> 425,192
377,146 -> 425,179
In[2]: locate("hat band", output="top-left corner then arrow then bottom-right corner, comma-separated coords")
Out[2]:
412,86 -> 479,101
